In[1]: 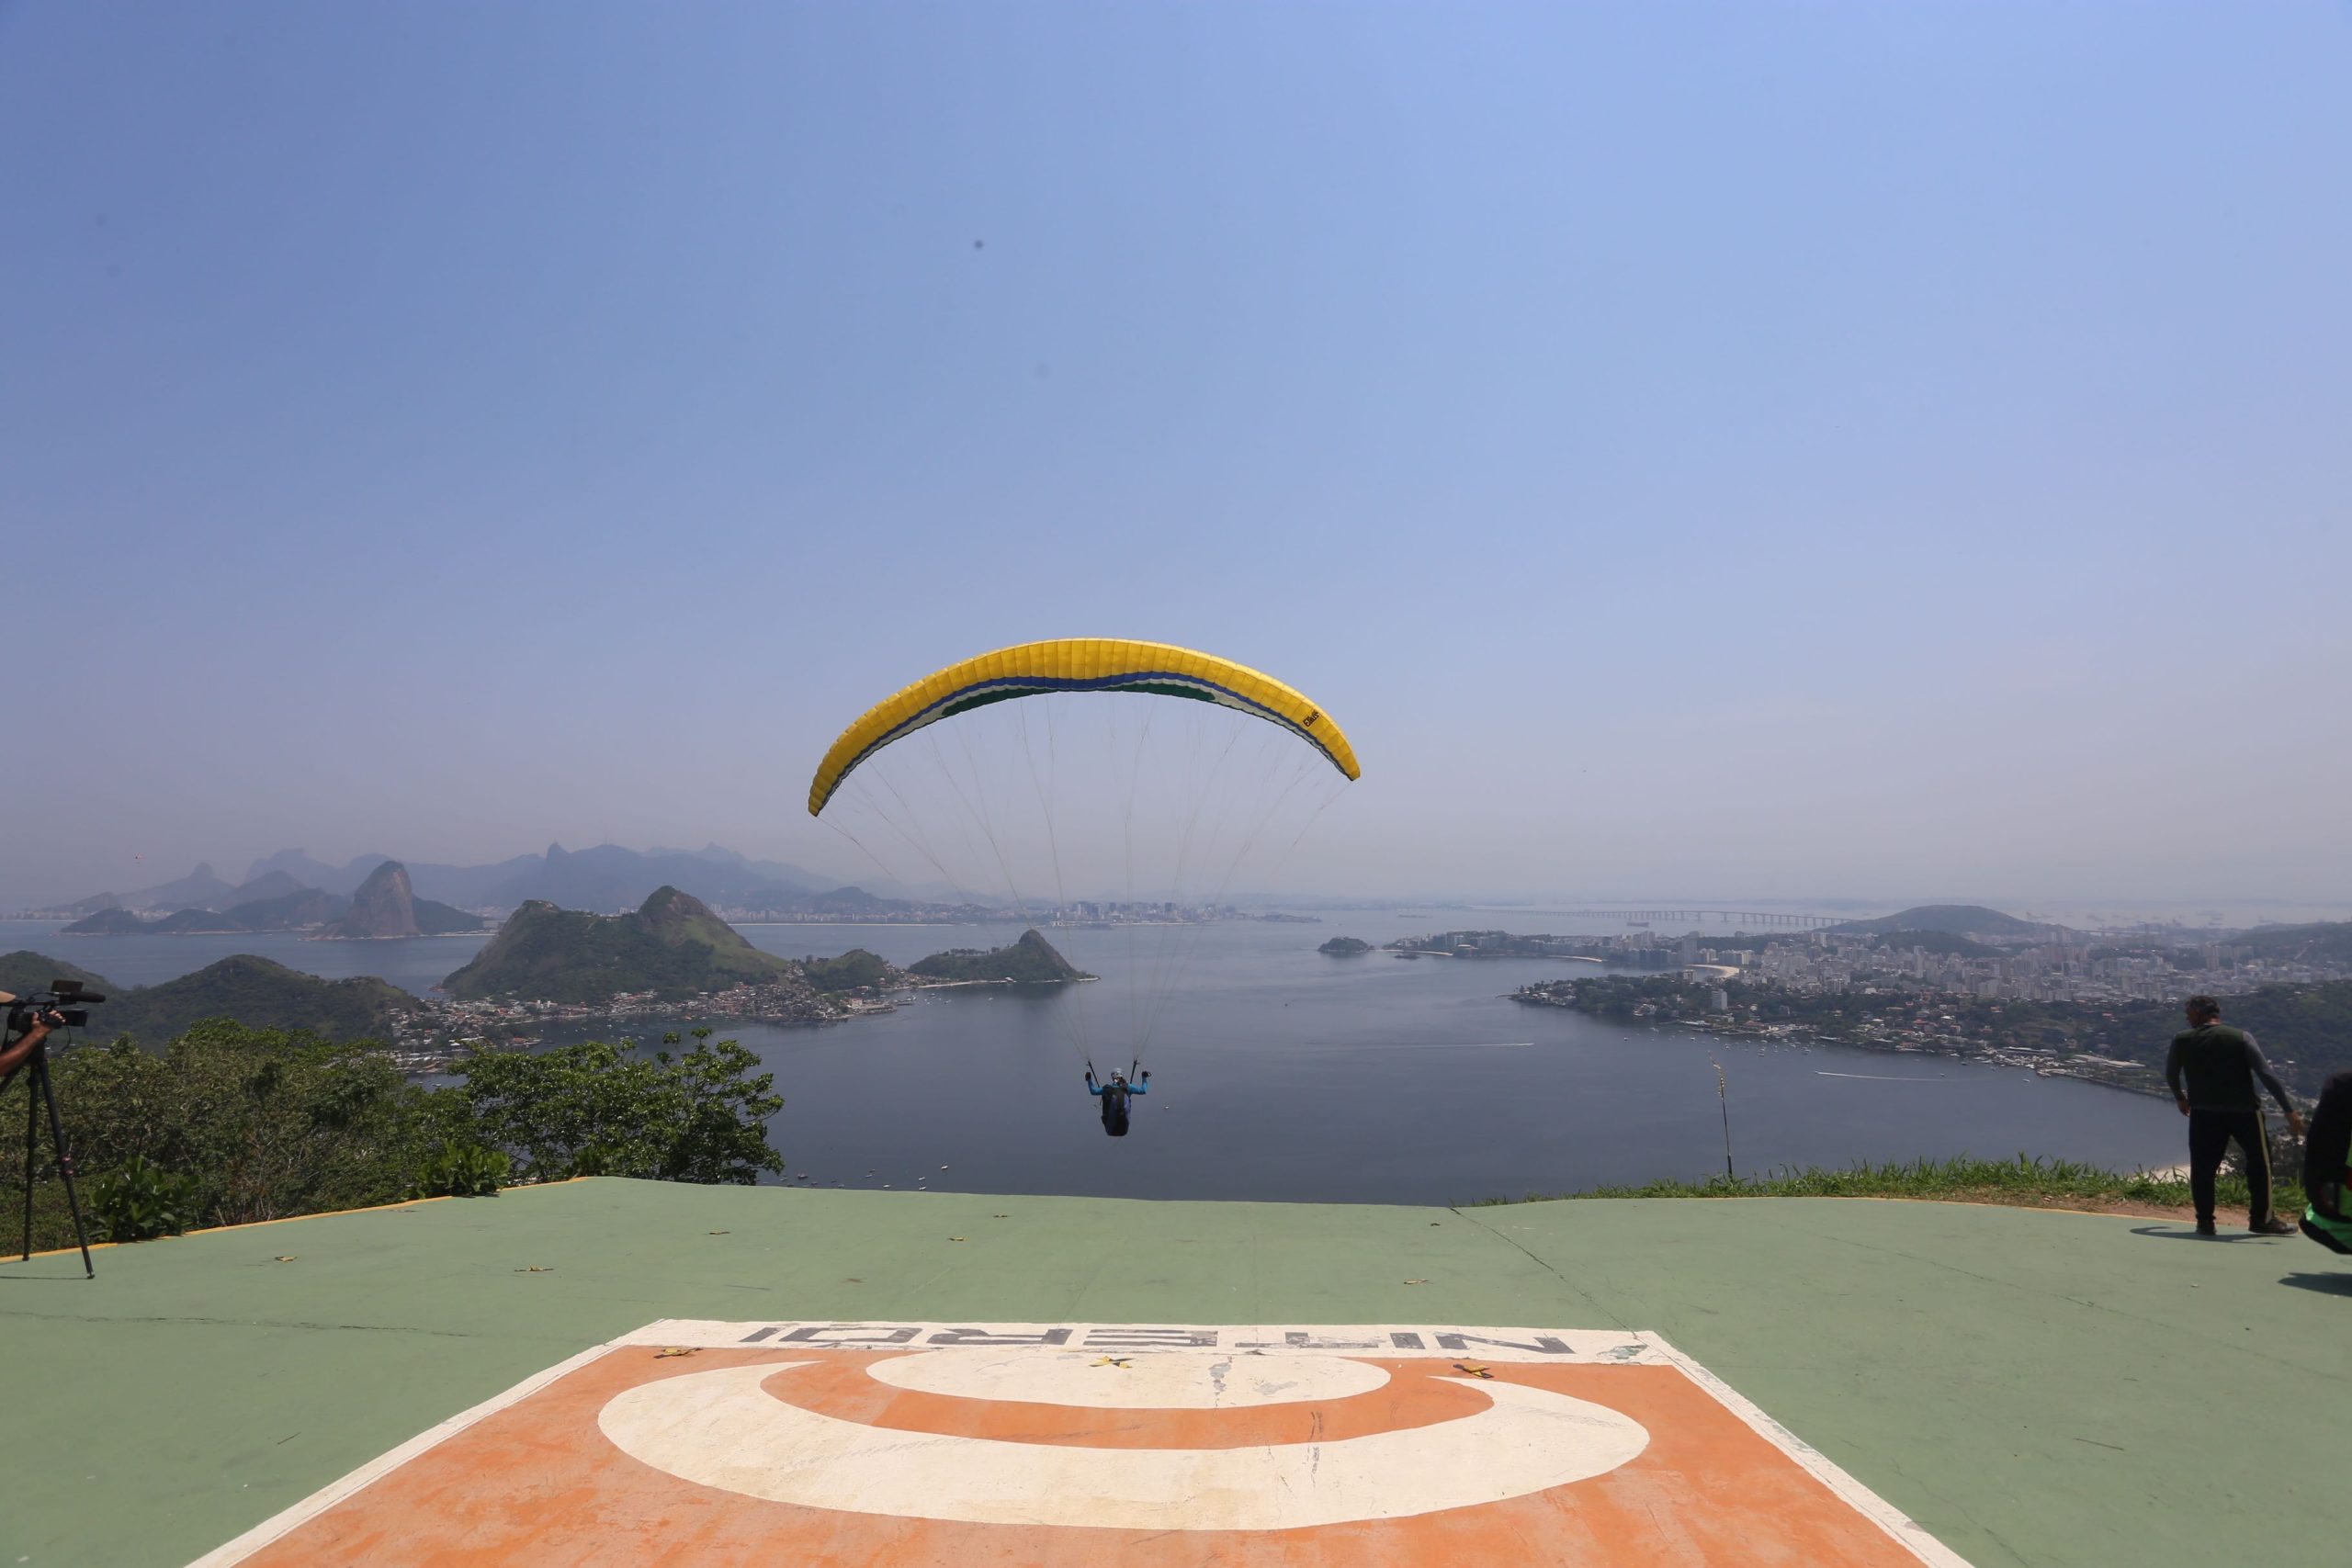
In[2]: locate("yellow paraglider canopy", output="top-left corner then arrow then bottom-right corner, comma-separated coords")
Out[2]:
808,637 -> 1360,816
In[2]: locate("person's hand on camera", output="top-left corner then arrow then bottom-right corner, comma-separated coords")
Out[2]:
0,1010 -> 56,1082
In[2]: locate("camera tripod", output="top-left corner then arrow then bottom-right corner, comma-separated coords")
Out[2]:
6,1027 -> 95,1278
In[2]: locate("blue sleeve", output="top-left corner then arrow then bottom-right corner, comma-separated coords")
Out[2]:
1129,1079 -> 1147,1094
1087,1080 -> 1104,1095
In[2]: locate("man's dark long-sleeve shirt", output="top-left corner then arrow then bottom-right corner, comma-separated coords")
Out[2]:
2165,1023 -> 2293,1113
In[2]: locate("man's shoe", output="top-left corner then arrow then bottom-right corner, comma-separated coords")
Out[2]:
2249,1216 -> 2296,1236
2194,1221 -> 2217,1236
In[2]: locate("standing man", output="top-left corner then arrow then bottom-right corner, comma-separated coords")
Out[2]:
2165,995 -> 2304,1236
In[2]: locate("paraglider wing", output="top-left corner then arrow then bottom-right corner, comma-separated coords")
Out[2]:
807,638 -> 1361,816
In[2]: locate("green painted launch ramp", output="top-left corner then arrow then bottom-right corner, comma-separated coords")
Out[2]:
3,1180 -> 2346,1566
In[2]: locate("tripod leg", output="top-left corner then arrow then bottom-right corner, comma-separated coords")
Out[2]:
18,1060 -> 37,1264
34,1055 -> 96,1278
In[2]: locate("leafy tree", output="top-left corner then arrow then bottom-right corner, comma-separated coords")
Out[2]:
50,1021 -> 429,1225
451,1035 -> 784,1184
5,1018 -> 787,1252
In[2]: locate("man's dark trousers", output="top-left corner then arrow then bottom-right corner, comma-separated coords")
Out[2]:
2188,1108 -> 2274,1227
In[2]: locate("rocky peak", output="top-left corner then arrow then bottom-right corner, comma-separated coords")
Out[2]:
333,861 -> 421,939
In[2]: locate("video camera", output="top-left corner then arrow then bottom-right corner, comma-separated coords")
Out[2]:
4,978 -> 106,1034
5,977 -> 105,1275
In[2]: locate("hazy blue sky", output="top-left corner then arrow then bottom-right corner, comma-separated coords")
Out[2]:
6,2 -> 2349,909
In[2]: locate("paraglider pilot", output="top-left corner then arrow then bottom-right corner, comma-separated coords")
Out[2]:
1086,1063 -> 1148,1137
2302,1069 -> 2352,1257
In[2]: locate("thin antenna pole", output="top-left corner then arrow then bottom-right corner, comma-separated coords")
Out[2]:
1713,1058 -> 1735,1182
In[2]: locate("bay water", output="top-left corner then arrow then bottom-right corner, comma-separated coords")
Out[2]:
2,914 -> 2183,1204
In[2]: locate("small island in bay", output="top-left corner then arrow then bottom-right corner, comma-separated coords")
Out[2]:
1317,935 -> 1373,956
60,908 -> 151,935
906,929 -> 1093,986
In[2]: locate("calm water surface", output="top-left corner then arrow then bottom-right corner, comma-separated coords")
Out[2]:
3,915 -> 2183,1204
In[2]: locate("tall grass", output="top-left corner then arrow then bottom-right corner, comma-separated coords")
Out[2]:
1472,1153 -> 2267,1211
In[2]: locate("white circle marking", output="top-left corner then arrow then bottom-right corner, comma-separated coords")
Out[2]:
866,1348 -> 1388,1408
598,1359 -> 1650,1531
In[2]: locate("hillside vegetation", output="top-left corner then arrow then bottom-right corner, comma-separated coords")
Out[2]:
7,1020 -> 783,1255
109,958 -> 412,1043
61,908 -> 149,936
0,950 -> 114,996
2231,919 -> 2352,964
799,949 -> 898,992
2096,982 -> 2352,1088
1473,1154 -> 2263,1217
442,887 -> 798,1003
909,929 -> 1091,984
0,950 -> 411,1045
1829,905 -> 2048,938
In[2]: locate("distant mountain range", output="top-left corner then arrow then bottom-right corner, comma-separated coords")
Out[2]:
48,865 -> 315,919
243,842 -> 851,910
42,842 -> 873,919
60,861 -> 483,938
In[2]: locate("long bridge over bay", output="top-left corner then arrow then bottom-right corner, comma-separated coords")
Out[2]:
1499,908 -> 1848,930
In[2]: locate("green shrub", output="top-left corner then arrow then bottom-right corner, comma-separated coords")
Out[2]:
405,1141 -> 509,1199
454,1036 -> 784,1184
5,1018 -> 787,1254
50,1023 -> 431,1228
89,1156 -> 203,1242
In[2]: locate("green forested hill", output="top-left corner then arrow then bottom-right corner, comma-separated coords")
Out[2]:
1867,930 -> 2000,958
909,930 -> 1091,984
800,949 -> 898,992
0,951 -> 410,1045
442,887 -> 798,1003
1830,905 -> 2047,938
105,957 -> 413,1044
2230,920 -> 2352,965
413,897 -> 486,934
2002,982 -> 2352,1096
0,950 -> 116,997
2115,983 -> 2352,1090
60,909 -> 149,936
